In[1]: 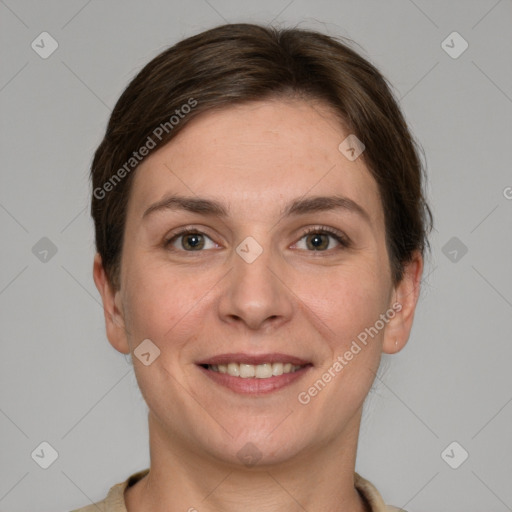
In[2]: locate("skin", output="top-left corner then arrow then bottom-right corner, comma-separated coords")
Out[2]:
93,97 -> 423,512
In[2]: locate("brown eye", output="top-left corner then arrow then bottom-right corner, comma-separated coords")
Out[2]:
295,227 -> 350,252
305,232 -> 330,251
164,229 -> 216,251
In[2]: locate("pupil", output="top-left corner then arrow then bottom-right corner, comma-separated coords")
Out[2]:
186,234 -> 202,249
310,234 -> 325,250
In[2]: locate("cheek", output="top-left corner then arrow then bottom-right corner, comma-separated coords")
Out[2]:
298,259 -> 391,346
120,255 -> 217,349
120,234 -> 391,355
298,265 -> 388,411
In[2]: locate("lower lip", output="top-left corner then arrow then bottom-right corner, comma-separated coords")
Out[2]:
197,365 -> 312,395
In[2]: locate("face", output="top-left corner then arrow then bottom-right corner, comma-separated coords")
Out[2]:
94,98 -> 422,467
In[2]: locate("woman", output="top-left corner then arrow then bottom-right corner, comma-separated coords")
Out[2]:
77,22 -> 432,512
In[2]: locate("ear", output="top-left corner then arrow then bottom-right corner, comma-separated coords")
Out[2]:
93,253 -> 130,354
382,250 -> 424,354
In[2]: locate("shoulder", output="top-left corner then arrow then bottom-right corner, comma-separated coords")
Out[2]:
354,472 -> 408,512
69,481 -> 126,512
69,469 -> 149,512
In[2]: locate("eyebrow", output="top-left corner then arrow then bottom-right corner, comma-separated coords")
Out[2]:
142,194 -> 371,224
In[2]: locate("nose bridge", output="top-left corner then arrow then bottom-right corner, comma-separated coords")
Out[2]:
233,231 -> 279,301
218,231 -> 293,330
234,233 -> 275,286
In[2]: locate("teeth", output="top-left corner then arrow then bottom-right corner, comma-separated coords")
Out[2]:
227,362 -> 239,376
240,363 -> 255,378
272,362 -> 283,376
255,363 -> 272,378
209,362 -> 304,378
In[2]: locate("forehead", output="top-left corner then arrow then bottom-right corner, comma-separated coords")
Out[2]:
129,98 -> 383,226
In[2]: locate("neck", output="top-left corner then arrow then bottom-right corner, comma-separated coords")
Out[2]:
125,411 -> 368,512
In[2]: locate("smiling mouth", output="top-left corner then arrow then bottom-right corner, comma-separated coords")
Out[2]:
201,362 -> 307,379
196,353 -> 313,394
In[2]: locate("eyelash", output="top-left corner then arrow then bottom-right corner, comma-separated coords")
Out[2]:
163,225 -> 351,252
300,226 -> 351,248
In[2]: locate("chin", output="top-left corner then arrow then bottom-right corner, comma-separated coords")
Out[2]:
201,423 -> 312,468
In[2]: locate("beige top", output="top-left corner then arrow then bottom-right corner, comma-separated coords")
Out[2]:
71,469 -> 407,512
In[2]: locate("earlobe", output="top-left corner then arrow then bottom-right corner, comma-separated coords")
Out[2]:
382,251 -> 424,354
93,253 -> 131,354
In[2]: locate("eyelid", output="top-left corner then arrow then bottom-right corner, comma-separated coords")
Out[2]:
163,224 -> 351,251
296,225 -> 351,249
163,225 -> 218,249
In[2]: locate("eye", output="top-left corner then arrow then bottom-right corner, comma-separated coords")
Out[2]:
294,226 -> 351,252
163,225 -> 351,253
164,228 -> 218,252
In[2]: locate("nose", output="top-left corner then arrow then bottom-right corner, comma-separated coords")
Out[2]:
217,238 -> 294,332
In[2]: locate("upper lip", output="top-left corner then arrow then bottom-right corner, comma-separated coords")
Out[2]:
196,353 -> 311,366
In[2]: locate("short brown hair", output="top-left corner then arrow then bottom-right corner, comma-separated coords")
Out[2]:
90,22 -> 433,290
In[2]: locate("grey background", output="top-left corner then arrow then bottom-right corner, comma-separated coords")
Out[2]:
1,1 -> 511,511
